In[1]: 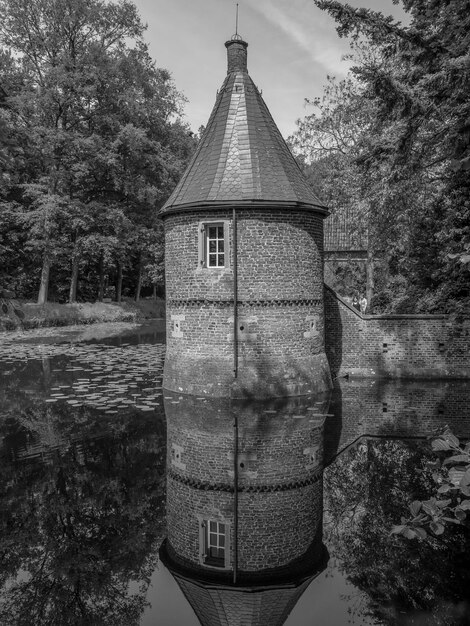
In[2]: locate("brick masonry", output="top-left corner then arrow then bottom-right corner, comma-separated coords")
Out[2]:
163,209 -> 332,397
324,378 -> 470,464
162,379 -> 470,578
325,286 -> 470,379
160,377 -> 470,623
163,394 -> 326,577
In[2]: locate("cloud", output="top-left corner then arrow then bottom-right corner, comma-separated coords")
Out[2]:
247,0 -> 350,76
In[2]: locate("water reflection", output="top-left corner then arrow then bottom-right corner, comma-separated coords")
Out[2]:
160,393 -> 329,624
326,378 -> 470,463
0,399 -> 166,625
159,382 -> 470,625
324,437 -> 470,625
0,329 -> 167,625
0,328 -> 470,624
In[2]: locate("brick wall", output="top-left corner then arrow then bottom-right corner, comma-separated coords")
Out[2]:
323,378 -> 470,464
164,209 -> 324,301
166,479 -> 323,573
164,394 -> 325,574
163,209 -> 331,396
325,286 -> 470,379
164,394 -> 326,486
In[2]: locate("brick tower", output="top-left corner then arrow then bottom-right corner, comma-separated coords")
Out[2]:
159,35 -> 331,398
160,394 -> 329,625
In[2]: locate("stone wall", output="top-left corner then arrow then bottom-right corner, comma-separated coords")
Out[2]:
163,209 -> 331,396
325,286 -> 470,379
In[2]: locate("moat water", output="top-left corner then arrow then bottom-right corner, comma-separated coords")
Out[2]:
0,322 -> 469,625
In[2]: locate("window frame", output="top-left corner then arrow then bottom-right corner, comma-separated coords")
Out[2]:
198,220 -> 231,270
198,516 -> 231,569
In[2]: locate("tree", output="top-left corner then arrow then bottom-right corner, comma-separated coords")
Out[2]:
290,72 -> 378,305
0,0 -> 196,303
294,0 -> 470,313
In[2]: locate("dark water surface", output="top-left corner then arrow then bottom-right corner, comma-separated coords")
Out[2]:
0,322 -> 469,625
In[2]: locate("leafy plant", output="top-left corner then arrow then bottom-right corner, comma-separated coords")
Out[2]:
392,429 -> 470,539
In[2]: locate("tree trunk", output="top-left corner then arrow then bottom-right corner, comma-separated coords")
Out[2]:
116,261 -> 123,303
69,254 -> 79,303
135,257 -> 142,301
152,284 -> 157,300
98,253 -> 105,302
366,247 -> 374,313
41,357 -> 51,387
37,252 -> 51,305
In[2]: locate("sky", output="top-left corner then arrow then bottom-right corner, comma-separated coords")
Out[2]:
134,0 -> 407,138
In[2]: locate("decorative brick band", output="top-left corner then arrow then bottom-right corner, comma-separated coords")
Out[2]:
168,468 -> 323,492
167,298 -> 323,308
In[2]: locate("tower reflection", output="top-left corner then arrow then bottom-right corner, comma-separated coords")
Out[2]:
160,393 -> 330,625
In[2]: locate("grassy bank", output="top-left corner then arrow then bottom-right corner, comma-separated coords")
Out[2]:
0,298 -> 165,331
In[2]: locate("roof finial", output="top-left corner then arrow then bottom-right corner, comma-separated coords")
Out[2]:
231,3 -> 242,41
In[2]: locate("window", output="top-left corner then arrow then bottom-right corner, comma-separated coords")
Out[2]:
198,221 -> 230,269
207,224 -> 225,268
206,520 -> 226,565
198,517 -> 231,569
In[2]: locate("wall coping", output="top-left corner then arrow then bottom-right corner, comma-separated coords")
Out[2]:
324,285 -> 451,321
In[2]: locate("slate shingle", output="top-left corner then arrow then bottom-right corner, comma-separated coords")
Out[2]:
159,39 -> 327,216
175,575 -> 313,626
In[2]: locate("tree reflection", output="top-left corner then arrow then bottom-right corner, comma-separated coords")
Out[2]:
0,402 -> 166,625
324,438 -> 470,624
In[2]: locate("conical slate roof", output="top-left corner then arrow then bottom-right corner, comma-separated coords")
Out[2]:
160,538 -> 328,626
174,575 -> 313,626
159,37 -> 326,216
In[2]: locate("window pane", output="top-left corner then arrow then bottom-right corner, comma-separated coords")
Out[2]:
203,223 -> 226,270
210,533 -> 217,545
209,521 -> 217,532
219,523 -> 225,533
219,535 -> 225,547
209,547 -> 224,559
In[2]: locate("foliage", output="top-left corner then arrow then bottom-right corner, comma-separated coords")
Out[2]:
0,398 -> 166,625
0,0 -> 196,303
291,0 -> 470,313
324,437 -> 470,623
324,258 -> 366,302
392,429 -> 470,539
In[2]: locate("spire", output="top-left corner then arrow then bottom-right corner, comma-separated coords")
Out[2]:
225,3 -> 248,73
159,38 -> 326,216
